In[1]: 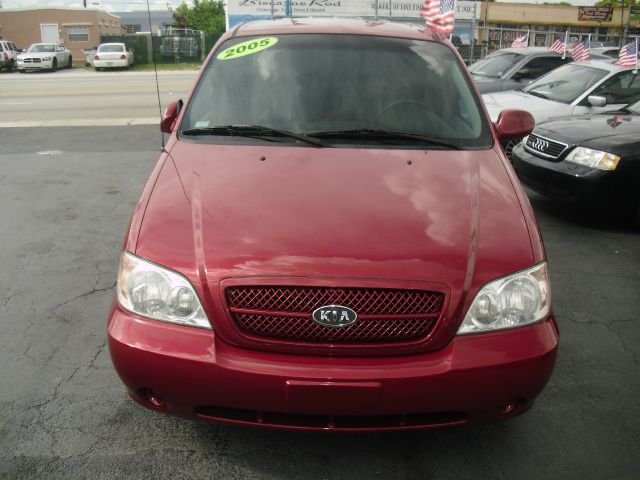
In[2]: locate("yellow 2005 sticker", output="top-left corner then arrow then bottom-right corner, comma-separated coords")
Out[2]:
217,37 -> 279,61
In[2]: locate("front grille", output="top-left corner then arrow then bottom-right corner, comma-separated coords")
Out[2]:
23,58 -> 42,63
524,134 -> 568,160
226,286 -> 444,344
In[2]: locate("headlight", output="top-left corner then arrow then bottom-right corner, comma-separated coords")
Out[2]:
117,252 -> 211,329
457,262 -> 550,334
42,56 -> 52,61
565,147 -> 620,171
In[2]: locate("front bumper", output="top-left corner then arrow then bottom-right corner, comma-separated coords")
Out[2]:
17,59 -> 54,70
512,144 -> 615,202
108,302 -> 559,431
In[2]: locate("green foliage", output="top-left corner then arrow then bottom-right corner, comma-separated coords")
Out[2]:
173,0 -> 225,35
594,0 -> 637,7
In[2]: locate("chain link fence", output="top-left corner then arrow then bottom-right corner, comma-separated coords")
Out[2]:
100,31 -> 222,65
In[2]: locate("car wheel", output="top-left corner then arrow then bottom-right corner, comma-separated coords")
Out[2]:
9,60 -> 16,72
51,58 -> 57,72
67,56 -> 73,68
19,69 -> 25,73
503,138 -> 522,163
95,67 -> 101,72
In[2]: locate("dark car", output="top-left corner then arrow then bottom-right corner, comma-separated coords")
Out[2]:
512,98 -> 640,226
107,18 -> 558,432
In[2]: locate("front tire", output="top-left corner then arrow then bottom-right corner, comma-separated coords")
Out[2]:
67,56 -> 72,69
19,69 -> 25,73
51,58 -> 57,72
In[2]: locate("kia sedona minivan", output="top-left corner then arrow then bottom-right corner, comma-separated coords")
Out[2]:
108,18 -> 558,431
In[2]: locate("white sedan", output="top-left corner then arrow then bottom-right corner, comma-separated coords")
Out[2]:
17,43 -> 72,72
483,60 -> 640,157
94,43 -> 134,70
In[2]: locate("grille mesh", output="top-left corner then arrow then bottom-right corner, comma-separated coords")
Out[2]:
524,134 -> 568,160
226,286 -> 444,344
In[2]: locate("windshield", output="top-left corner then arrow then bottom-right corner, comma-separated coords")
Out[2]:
28,44 -> 55,53
99,44 -> 125,52
468,52 -> 523,78
627,99 -> 640,114
181,34 -> 491,149
524,64 -> 609,104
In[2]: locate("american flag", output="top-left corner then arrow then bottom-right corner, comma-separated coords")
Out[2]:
571,36 -> 591,62
617,39 -> 638,68
420,0 -> 456,35
549,37 -> 566,55
511,32 -> 529,48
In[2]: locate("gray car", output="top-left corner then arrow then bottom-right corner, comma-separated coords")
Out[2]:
469,48 -> 571,94
469,47 -> 610,94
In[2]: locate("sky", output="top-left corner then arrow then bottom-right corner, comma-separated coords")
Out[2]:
1,0 -> 188,11
1,0 -> 600,12
0,0 -> 596,12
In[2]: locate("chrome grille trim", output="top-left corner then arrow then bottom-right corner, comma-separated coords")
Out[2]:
524,133 -> 569,160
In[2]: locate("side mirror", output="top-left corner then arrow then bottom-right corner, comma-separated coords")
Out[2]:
161,100 -> 182,133
587,95 -> 607,107
493,109 -> 535,142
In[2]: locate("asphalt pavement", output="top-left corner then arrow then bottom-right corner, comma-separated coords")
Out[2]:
0,124 -> 638,479
0,68 -> 197,126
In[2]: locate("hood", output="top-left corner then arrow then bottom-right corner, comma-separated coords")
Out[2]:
18,51 -> 54,58
536,113 -> 640,151
482,90 -> 573,123
136,142 -> 535,296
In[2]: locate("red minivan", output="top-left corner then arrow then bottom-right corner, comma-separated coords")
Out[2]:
108,18 -> 558,431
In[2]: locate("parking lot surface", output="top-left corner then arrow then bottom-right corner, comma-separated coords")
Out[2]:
0,69 -> 197,126
0,126 -> 638,480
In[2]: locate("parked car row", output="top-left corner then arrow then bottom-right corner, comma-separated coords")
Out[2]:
470,48 -> 640,227
1,40 -> 133,73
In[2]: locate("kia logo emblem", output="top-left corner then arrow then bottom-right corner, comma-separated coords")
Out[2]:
312,305 -> 358,328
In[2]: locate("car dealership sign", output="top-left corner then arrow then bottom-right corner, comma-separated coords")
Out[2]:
228,0 -> 480,28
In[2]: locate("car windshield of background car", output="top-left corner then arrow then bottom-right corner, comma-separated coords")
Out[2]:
626,99 -> 640,114
181,34 -> 491,149
29,45 -> 55,53
99,45 -> 125,52
524,64 -> 609,104
468,52 -> 523,78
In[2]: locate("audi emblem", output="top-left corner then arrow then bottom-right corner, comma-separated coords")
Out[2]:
529,137 -> 549,152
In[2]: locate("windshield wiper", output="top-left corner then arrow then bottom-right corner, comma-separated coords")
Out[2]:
308,129 -> 461,149
181,125 -> 328,148
526,91 -> 550,100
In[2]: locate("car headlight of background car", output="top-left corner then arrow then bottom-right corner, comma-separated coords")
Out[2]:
565,147 -> 620,171
457,262 -> 550,334
117,252 -> 211,329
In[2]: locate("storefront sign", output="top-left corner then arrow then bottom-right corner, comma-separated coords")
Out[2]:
227,0 -> 480,28
630,6 -> 640,24
577,7 -> 613,22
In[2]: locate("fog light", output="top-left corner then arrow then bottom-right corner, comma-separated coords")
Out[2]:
140,388 -> 167,408
497,399 -> 519,416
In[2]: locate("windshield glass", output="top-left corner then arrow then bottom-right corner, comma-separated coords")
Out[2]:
181,34 -> 491,149
28,44 -> 55,53
468,52 -> 523,78
627,99 -> 640,114
99,44 -> 125,52
524,64 -> 609,104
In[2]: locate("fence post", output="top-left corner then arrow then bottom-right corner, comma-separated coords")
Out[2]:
200,31 -> 205,63
146,33 -> 153,65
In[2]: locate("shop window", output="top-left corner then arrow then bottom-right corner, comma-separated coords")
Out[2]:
68,26 -> 89,42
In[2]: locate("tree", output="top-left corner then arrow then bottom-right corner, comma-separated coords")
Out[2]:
594,0 -> 637,7
173,0 -> 225,35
